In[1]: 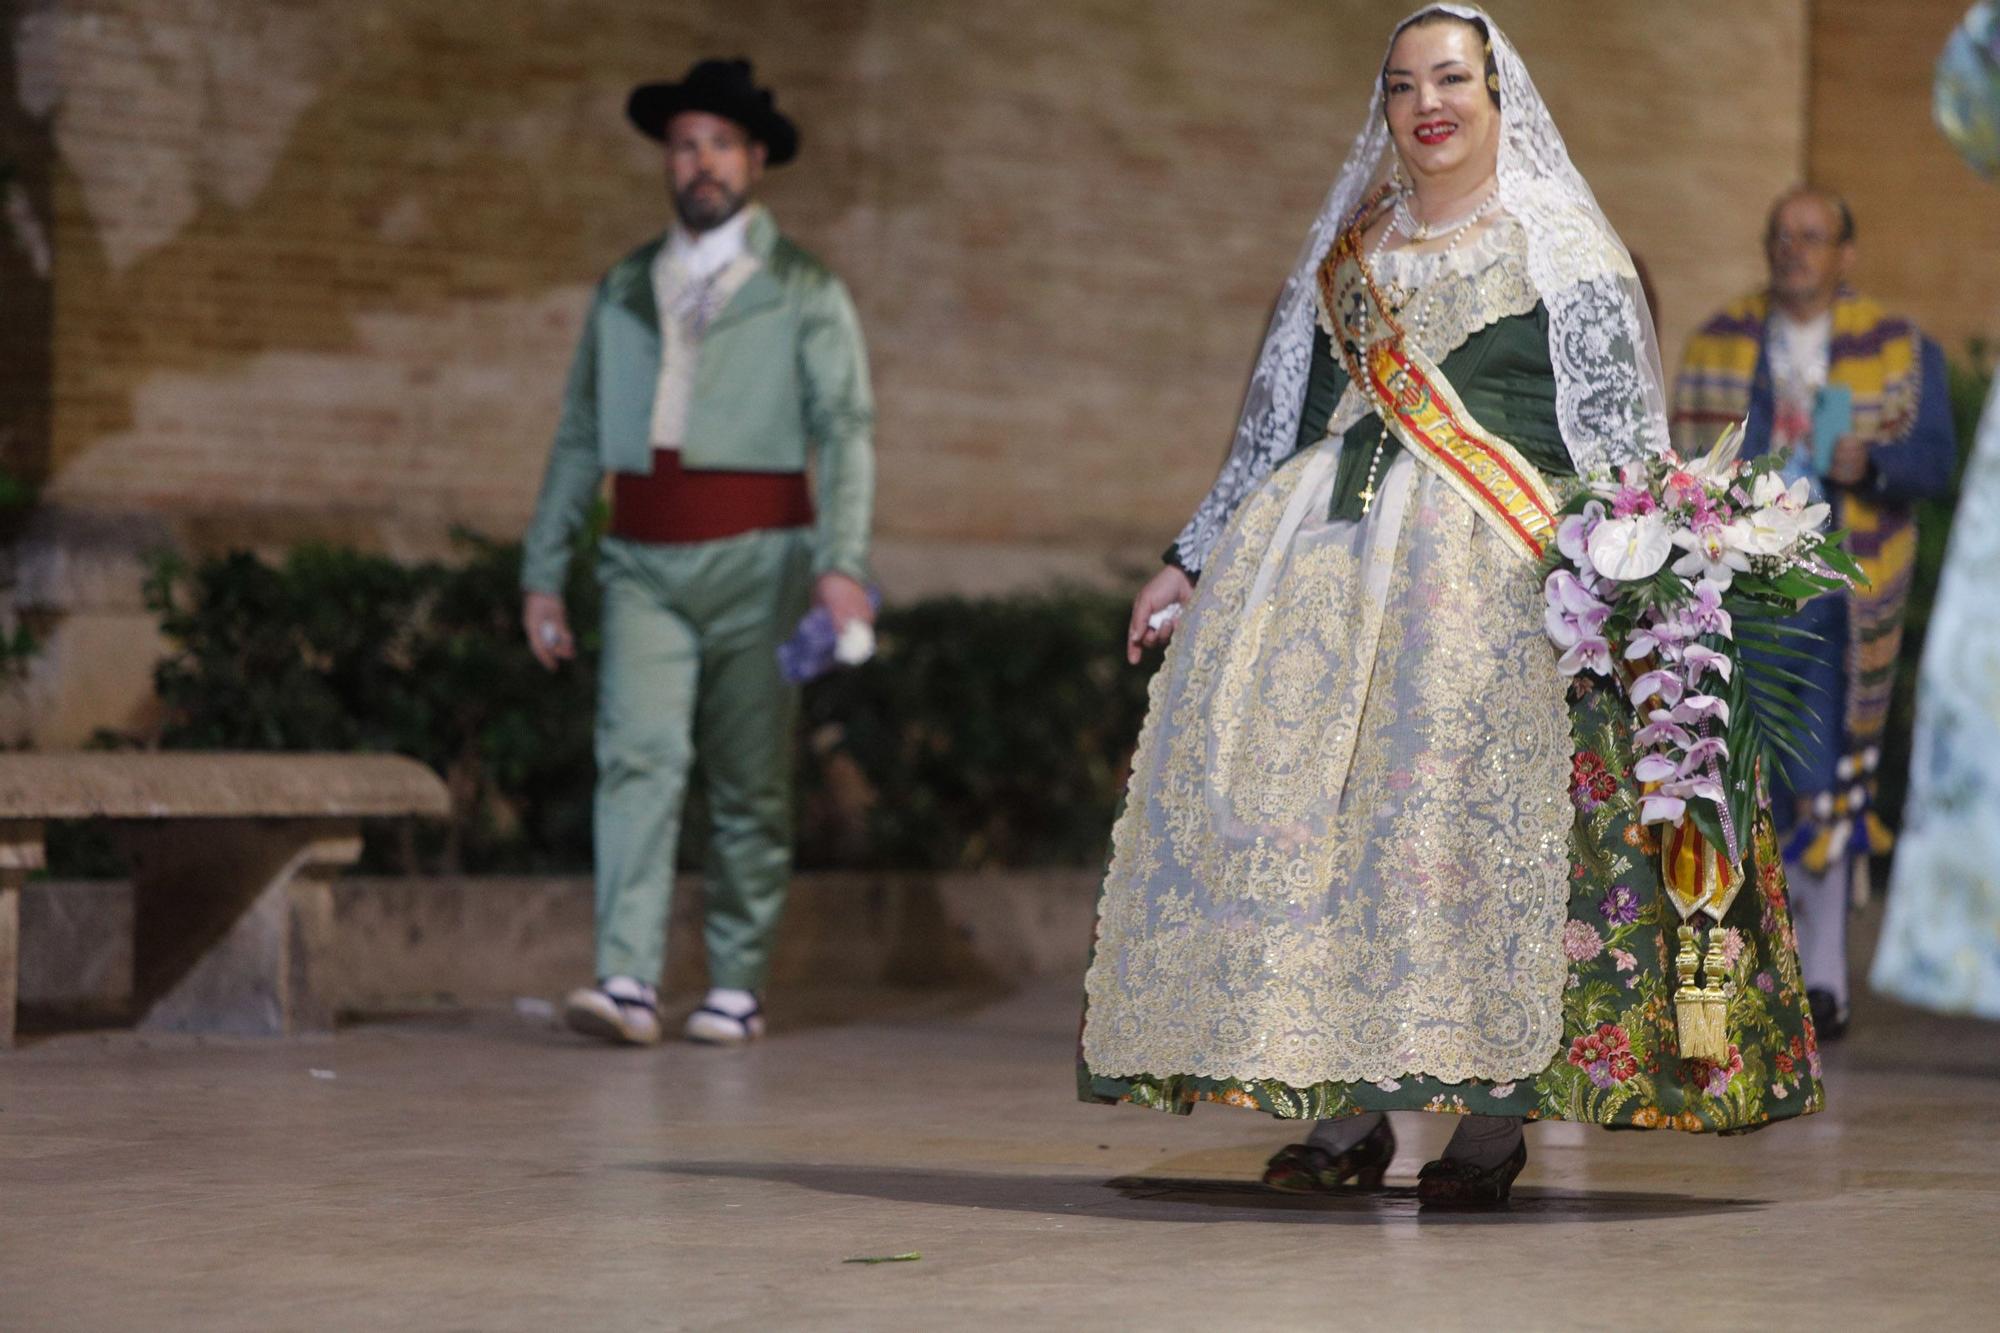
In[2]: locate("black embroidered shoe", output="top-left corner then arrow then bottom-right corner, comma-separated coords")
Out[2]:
1416,1137 -> 1527,1208
1261,1118 -> 1397,1193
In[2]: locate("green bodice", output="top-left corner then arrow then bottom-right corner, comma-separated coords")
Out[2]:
1295,304 -> 1573,522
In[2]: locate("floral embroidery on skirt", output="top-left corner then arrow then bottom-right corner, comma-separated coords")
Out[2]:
1079,672 -> 1827,1134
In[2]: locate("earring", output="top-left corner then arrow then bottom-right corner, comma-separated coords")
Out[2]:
1389,157 -> 1406,192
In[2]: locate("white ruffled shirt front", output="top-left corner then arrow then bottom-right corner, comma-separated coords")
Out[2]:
647,205 -> 761,448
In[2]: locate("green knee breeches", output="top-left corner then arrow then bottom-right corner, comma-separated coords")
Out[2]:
591,528 -> 815,990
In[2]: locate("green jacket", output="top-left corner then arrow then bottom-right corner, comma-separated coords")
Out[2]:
521,206 -> 874,594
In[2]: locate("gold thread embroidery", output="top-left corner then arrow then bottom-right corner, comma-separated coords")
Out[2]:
1083,453 -> 1574,1087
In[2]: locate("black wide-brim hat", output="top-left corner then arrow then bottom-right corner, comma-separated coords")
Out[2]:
626,58 -> 799,166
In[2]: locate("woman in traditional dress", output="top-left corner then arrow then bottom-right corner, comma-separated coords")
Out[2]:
1080,5 -> 1824,1206
1870,0 -> 2000,1020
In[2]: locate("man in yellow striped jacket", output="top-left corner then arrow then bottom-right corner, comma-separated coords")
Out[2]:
1673,186 -> 1956,1039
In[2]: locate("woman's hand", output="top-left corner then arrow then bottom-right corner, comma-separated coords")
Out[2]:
1127,565 -> 1194,665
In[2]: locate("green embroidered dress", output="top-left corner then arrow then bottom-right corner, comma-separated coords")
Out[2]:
1080,230 -> 1825,1134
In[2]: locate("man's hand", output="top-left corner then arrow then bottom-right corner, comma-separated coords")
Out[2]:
815,572 -> 874,630
523,591 -> 575,671
1127,565 -> 1194,665
1827,434 -> 1871,487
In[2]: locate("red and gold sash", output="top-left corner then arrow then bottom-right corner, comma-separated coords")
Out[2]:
1318,203 -> 1560,564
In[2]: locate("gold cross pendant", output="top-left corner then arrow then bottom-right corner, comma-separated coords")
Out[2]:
1358,483 -> 1377,514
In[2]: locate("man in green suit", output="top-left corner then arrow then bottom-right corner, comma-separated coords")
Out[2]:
521,59 -> 874,1046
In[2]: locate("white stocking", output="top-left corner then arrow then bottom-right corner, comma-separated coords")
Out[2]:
1305,1111 -> 1386,1154
1787,857 -> 1851,1005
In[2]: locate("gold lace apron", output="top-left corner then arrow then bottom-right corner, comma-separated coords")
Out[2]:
1082,212 -> 1575,1087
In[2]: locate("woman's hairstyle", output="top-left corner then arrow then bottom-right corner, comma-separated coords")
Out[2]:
1385,7 -> 1502,109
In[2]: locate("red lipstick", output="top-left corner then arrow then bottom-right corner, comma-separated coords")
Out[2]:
1414,120 -> 1456,146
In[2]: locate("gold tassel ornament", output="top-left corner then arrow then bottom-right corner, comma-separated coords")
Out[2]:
1672,924 -> 1731,1063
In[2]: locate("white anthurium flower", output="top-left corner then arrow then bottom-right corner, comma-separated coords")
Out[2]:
1585,512 -> 1674,581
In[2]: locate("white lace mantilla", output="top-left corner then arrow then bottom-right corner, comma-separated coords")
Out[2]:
1171,4 -> 1667,574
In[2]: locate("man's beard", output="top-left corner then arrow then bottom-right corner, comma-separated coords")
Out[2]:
673,175 -> 747,232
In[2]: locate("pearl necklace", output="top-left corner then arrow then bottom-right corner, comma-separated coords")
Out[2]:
1387,186 -> 1497,245
1355,187 -> 1498,515
1371,187 -> 1498,328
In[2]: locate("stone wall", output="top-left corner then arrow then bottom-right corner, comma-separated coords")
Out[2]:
1808,0 -> 2000,358
7,0 -> 1813,742
17,870 -> 1102,1026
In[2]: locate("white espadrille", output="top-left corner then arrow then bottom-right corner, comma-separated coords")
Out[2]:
683,988 -> 765,1045
563,976 -> 663,1046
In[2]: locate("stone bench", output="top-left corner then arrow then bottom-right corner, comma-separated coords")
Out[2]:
0,753 -> 450,1047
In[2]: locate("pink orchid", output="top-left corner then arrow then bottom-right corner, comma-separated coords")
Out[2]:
1560,636 -> 1612,677
1671,694 -> 1731,726
1682,580 -> 1733,637
1633,717 -> 1695,749
1681,642 -> 1733,682
1669,772 -> 1726,804
1627,669 -> 1685,708
1638,772 -> 1725,826
1639,791 -> 1686,824
1632,753 -> 1679,784
1677,736 -> 1730,773
1556,501 -> 1606,566
1544,570 -> 1613,676
1624,613 -> 1687,661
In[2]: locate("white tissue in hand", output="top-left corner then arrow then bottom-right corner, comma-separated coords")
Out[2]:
834,620 -> 876,666
1146,603 -> 1184,632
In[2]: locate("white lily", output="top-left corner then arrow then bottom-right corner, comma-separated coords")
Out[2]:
1681,420 -> 1745,488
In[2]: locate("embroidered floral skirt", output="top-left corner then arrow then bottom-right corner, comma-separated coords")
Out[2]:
1079,673 -> 1827,1134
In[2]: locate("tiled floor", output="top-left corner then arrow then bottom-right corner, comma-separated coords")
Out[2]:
3,965 -> 1995,1330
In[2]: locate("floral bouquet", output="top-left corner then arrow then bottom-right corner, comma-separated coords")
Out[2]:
1542,423 -> 1861,898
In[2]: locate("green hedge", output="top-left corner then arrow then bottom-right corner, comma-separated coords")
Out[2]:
120,534 -> 1149,874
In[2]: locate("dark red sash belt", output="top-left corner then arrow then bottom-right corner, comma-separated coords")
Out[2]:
610,449 -> 814,545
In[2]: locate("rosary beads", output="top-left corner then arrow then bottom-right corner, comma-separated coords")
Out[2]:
1356,187 -> 1497,514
